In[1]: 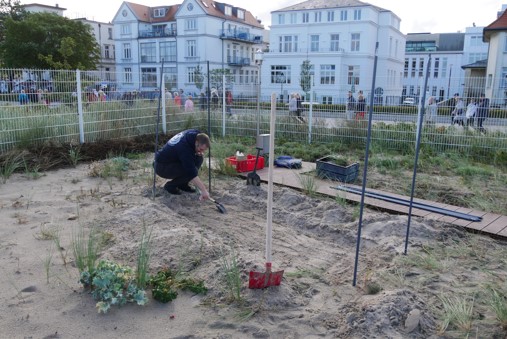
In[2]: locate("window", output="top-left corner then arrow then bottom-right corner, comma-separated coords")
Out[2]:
320,65 -> 335,84
122,43 -> 131,59
153,8 -> 165,17
124,68 -> 132,83
419,58 -> 424,77
141,68 -> 157,88
347,65 -> 359,86
302,12 -> 309,23
290,13 -> 297,24
340,10 -> 347,21
186,19 -> 197,30
351,33 -> 360,52
330,34 -> 340,51
108,28 -> 113,40
279,35 -> 298,52
434,58 -> 439,78
160,41 -> 176,62
186,40 -> 197,57
502,68 -> 507,88
314,11 -> 321,22
270,65 -> 291,84
104,45 -> 110,59
163,67 -> 177,90
327,11 -> 334,22
353,9 -> 361,20
278,14 -> 285,24
225,6 -> 232,16
237,9 -> 245,19
441,58 -> 447,78
432,86 -> 437,96
121,24 -> 130,35
411,58 -> 416,77
140,42 -> 156,63
404,58 -> 408,78
322,96 -> 333,105
468,53 -> 488,63
470,35 -> 482,47
310,35 -> 319,52
187,67 -> 196,83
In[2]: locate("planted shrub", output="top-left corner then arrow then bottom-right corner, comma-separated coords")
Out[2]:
80,259 -> 148,313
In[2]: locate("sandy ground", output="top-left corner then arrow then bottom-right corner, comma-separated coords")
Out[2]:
1,156 -> 507,339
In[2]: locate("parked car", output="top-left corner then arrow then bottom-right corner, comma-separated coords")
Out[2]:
402,97 -> 416,105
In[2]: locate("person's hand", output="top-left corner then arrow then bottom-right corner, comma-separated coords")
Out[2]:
199,189 -> 210,201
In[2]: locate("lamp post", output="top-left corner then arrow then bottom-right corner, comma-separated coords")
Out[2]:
254,49 -> 264,135
447,64 -> 453,99
277,73 -> 286,103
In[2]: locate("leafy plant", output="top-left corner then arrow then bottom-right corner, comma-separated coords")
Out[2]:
148,268 -> 207,303
297,173 -> 317,197
80,260 -> 148,313
68,145 -> 82,167
438,294 -> 475,334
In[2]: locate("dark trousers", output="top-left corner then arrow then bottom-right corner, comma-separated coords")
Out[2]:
154,156 -> 203,188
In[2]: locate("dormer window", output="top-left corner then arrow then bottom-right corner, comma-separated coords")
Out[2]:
153,8 -> 165,18
237,9 -> 245,20
225,5 -> 232,16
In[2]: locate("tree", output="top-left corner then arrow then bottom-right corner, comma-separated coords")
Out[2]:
300,60 -> 313,98
194,65 -> 204,92
0,0 -> 26,41
209,68 -> 234,92
0,12 -> 100,69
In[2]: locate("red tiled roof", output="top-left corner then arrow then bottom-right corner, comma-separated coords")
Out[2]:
125,2 -> 179,23
483,9 -> 507,42
197,1 -> 263,28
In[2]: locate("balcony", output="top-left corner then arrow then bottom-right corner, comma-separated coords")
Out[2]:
268,47 -> 346,54
227,57 -> 250,66
220,29 -> 262,44
139,29 -> 177,39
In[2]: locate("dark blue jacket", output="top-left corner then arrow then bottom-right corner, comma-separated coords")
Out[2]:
476,98 -> 490,118
156,129 -> 200,178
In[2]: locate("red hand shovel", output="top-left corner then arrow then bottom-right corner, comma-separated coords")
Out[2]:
249,93 -> 284,289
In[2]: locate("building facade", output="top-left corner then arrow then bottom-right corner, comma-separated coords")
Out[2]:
112,0 -> 265,96
484,5 -> 507,106
262,0 -> 406,105
75,19 -> 116,81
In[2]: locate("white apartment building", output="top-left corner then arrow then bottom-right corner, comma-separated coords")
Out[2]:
403,27 -> 489,105
75,19 -> 116,81
484,5 -> 507,106
263,0 -> 406,105
112,0 -> 265,95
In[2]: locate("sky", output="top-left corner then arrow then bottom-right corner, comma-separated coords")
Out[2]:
19,0 -> 506,34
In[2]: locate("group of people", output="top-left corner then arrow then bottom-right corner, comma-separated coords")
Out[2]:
165,88 -> 195,112
346,90 -> 367,120
449,93 -> 490,132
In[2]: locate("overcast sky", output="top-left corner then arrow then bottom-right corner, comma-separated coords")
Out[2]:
19,0 -> 505,34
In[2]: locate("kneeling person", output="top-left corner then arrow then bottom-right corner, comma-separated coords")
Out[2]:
155,129 -> 210,200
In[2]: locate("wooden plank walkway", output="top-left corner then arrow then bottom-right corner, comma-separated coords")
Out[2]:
239,161 -> 507,238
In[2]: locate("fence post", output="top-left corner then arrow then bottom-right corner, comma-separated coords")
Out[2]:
308,75 -> 314,144
76,69 -> 85,144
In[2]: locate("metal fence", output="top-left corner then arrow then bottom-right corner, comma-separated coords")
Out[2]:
1,68 -> 507,160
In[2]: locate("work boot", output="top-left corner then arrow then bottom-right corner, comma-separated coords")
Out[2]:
178,184 -> 196,193
164,184 -> 181,195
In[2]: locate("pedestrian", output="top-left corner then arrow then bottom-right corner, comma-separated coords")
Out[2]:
185,95 -> 194,112
355,90 -> 366,120
288,93 -> 298,117
296,93 -> 303,118
476,93 -> 489,132
174,91 -> 181,108
199,92 -> 206,111
451,93 -> 464,125
154,129 -> 210,199
425,96 -> 437,123
464,98 -> 477,127
18,89 -> 28,105
226,90 -> 233,116
346,91 -> 356,120
179,89 -> 186,110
